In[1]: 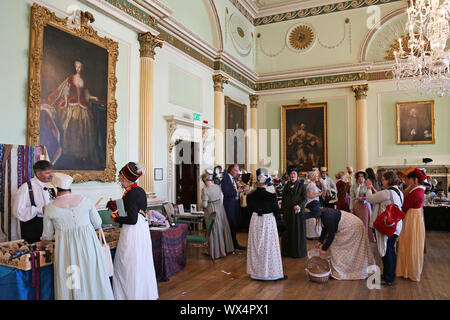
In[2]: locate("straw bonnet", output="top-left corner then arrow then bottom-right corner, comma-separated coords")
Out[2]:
52,172 -> 73,190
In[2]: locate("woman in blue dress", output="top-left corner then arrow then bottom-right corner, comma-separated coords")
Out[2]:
41,173 -> 114,300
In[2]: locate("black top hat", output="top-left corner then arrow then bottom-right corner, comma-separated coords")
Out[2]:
287,165 -> 299,174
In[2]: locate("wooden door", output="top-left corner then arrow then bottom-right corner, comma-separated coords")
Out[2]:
175,140 -> 199,210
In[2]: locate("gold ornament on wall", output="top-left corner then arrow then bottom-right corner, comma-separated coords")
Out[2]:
237,27 -> 245,38
286,23 -> 316,53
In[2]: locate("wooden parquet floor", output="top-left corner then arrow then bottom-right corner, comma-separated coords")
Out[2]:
158,231 -> 450,300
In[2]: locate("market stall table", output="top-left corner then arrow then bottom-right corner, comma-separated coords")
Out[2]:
0,224 -> 188,299
150,224 -> 188,281
0,264 -> 54,300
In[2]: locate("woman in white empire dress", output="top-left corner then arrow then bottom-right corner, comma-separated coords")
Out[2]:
110,162 -> 158,300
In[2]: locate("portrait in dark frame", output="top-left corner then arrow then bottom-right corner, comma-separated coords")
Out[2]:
225,97 -> 247,169
282,101 -> 327,173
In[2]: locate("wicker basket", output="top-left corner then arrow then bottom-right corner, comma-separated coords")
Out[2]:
306,269 -> 331,283
306,256 -> 331,283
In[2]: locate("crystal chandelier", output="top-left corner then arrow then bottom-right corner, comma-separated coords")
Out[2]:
393,0 -> 450,97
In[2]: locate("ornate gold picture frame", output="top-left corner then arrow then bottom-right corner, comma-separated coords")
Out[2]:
225,96 -> 247,170
27,4 -> 118,182
396,100 -> 435,145
281,99 -> 327,174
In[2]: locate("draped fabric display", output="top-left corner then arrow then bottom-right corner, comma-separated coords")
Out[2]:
0,144 -> 49,242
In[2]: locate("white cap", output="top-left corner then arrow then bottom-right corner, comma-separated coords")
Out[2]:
52,172 -> 73,190
257,174 -> 268,185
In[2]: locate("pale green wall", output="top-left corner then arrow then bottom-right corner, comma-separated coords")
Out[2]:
168,64 -> 203,112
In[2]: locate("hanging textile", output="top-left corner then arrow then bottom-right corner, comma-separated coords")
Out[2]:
0,144 -> 49,242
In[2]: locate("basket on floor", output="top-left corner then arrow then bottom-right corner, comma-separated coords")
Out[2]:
305,256 -> 331,283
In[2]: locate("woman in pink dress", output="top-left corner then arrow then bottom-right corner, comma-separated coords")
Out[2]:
350,170 -> 375,243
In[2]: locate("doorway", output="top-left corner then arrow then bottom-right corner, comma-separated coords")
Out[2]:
175,140 -> 199,211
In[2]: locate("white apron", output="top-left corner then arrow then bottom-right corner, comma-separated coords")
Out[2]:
112,214 -> 158,300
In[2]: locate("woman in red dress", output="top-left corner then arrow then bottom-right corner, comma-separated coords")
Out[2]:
41,60 -> 99,166
396,168 -> 426,281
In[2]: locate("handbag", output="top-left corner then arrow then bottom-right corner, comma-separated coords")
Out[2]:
373,188 -> 405,237
98,228 -> 114,277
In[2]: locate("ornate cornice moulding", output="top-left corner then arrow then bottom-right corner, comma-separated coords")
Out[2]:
250,0 -> 346,18
254,0 -> 404,26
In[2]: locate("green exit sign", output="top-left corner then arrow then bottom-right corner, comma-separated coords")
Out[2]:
193,113 -> 201,121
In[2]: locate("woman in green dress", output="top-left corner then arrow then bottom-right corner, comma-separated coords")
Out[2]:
201,172 -> 235,259
41,173 -> 114,300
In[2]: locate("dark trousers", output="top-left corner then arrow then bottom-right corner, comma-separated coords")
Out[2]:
229,223 -> 238,247
20,216 -> 43,244
227,200 -> 241,247
382,234 -> 398,283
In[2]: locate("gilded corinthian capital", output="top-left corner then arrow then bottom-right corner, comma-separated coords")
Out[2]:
351,84 -> 369,101
138,32 -> 163,58
249,95 -> 259,108
212,74 -> 229,92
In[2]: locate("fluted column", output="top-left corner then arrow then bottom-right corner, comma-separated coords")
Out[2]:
352,84 -> 369,171
138,32 -> 162,193
249,94 -> 259,175
213,74 -> 229,168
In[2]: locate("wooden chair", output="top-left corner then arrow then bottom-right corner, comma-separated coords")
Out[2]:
186,211 -> 216,263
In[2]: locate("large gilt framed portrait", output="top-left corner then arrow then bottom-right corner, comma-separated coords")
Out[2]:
27,4 -> 118,182
282,100 -> 327,174
225,97 -> 247,169
396,101 -> 435,145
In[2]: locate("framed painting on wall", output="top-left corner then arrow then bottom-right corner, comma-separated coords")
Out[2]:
396,100 -> 435,145
225,96 -> 247,170
26,4 -> 119,182
281,99 -> 327,174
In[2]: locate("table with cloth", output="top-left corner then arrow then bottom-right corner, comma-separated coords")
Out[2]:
149,223 -> 188,281
423,205 -> 450,231
0,224 -> 188,299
